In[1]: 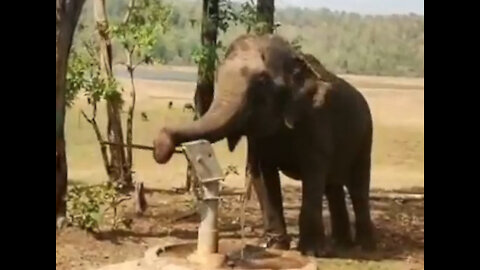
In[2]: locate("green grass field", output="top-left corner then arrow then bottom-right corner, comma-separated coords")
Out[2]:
65,71 -> 424,191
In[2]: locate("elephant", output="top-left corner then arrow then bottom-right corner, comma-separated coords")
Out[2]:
153,34 -> 375,257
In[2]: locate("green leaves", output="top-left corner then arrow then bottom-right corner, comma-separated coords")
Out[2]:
65,50 -> 92,107
190,0 -> 282,70
210,0 -> 279,35
67,0 -> 173,109
110,0 -> 172,68
237,0 -> 257,33
73,1 -> 423,77
66,43 -> 122,107
191,42 -> 223,82
190,0 -> 242,72
67,182 -> 129,232
217,0 -> 238,32
67,183 -> 105,231
191,43 -> 219,65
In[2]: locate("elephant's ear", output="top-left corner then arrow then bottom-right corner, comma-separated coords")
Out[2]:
283,80 -> 331,129
295,54 -> 333,109
283,55 -> 333,129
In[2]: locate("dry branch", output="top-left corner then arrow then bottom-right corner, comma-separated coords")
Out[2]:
100,141 -> 183,153
81,109 -> 110,175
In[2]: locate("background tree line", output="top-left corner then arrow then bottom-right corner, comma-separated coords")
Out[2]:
76,0 -> 424,77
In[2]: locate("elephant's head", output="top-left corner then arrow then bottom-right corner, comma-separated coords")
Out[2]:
282,53 -> 334,129
152,35 -> 332,164
153,35 -> 287,163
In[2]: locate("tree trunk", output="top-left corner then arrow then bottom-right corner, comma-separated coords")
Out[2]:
56,0 -> 86,227
240,0 -> 276,206
106,102 -> 131,186
126,57 -> 136,171
123,0 -> 136,171
187,0 -> 220,190
93,0 -> 132,187
257,0 -> 275,34
194,0 -> 219,117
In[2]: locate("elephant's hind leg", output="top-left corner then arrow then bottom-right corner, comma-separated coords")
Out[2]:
347,153 -> 376,251
326,183 -> 353,248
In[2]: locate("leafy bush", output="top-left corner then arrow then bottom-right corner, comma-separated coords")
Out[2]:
67,182 -> 131,232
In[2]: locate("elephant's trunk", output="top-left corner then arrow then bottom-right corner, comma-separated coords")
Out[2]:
153,58 -> 261,164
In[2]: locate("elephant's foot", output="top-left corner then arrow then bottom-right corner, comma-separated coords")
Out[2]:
298,226 -> 330,257
355,234 -> 376,251
354,223 -> 376,251
259,234 -> 291,250
332,236 -> 354,250
297,236 -> 332,258
331,229 -> 354,250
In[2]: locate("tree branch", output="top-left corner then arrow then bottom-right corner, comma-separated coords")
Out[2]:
104,196 -> 132,213
132,59 -> 145,71
80,110 -> 93,124
123,0 -> 136,24
81,106 -> 111,175
124,46 -> 137,167
125,66 -> 136,167
124,48 -> 135,71
92,101 -> 98,119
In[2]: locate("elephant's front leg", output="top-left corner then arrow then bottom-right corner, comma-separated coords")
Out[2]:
247,143 -> 290,249
298,162 -> 329,257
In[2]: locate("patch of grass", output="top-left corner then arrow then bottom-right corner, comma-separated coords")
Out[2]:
65,73 -> 424,191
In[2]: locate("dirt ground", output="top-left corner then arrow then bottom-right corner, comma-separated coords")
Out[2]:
56,186 -> 424,270
57,69 -> 424,270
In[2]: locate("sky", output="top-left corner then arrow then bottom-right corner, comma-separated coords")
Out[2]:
234,0 -> 424,15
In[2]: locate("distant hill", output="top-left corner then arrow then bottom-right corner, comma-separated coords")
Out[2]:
76,0 -> 424,77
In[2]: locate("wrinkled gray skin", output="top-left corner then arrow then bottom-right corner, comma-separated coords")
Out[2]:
153,34 -> 375,257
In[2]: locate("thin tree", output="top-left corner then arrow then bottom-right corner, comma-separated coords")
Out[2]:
256,0 -> 275,34
94,0 -> 131,186
244,0 -> 275,202
186,0 -> 220,191
77,0 -> 170,190
56,0 -> 86,227
193,0 -> 219,117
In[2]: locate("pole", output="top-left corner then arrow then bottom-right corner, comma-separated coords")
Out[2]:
100,141 -> 183,153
